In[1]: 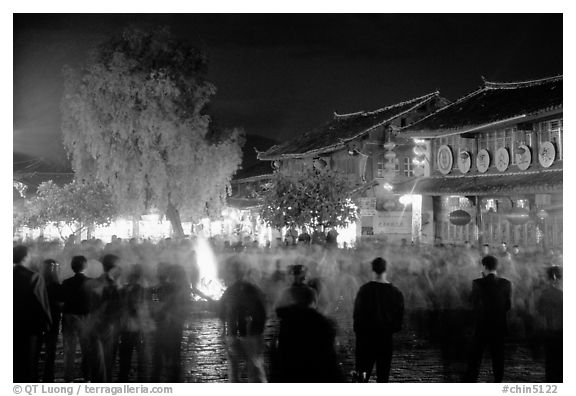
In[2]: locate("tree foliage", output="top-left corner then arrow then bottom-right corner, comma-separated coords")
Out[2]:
259,167 -> 359,230
15,180 -> 117,239
61,26 -> 243,236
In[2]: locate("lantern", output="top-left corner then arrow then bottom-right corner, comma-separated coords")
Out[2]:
536,209 -> 549,221
506,207 -> 531,225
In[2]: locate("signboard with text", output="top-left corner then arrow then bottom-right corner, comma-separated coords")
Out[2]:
373,211 -> 411,234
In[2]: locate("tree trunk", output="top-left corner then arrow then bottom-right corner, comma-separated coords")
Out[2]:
166,201 -> 185,238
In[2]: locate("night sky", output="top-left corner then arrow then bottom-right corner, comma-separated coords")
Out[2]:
13,14 -> 563,164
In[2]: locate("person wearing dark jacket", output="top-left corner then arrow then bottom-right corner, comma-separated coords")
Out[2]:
118,264 -> 153,382
61,255 -> 103,382
275,264 -> 318,310
219,258 -> 267,382
274,287 -> 343,382
536,266 -> 562,383
151,263 -> 191,382
353,257 -> 404,383
465,255 -> 512,383
38,259 -> 62,382
13,245 -> 52,382
90,254 -> 122,382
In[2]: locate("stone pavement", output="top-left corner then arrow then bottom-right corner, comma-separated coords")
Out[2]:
46,312 -> 547,383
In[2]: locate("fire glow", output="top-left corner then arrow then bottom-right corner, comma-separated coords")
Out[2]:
193,236 -> 225,301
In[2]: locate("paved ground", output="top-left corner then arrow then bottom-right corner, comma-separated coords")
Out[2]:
45,311 -> 547,383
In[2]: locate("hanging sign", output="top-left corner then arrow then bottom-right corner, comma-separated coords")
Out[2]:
449,210 -> 471,226
458,151 -> 471,174
476,149 -> 490,173
437,145 -> 453,175
538,141 -> 556,168
357,197 -> 377,217
515,145 -> 531,171
495,147 -> 510,172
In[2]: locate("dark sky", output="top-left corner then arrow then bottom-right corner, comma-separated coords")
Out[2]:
13,14 -> 563,163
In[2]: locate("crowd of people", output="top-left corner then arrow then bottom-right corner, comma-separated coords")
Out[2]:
13,236 -> 563,383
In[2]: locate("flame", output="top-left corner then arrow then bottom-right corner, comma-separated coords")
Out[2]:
193,236 -> 225,301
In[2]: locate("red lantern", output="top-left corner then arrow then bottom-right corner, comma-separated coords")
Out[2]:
449,210 -> 471,226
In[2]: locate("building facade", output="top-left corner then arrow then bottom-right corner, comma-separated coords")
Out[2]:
396,76 -> 562,250
257,92 -> 449,244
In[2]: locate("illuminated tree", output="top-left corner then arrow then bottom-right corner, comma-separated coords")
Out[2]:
259,167 -> 358,230
15,180 -> 116,240
61,26 -> 243,237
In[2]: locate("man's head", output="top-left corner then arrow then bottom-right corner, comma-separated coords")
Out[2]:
371,257 -> 387,275
71,255 -> 87,273
13,245 -> 29,265
101,254 -> 120,273
481,255 -> 498,272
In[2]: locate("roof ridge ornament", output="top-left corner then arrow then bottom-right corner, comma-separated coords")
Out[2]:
333,91 -> 439,118
484,75 -> 562,90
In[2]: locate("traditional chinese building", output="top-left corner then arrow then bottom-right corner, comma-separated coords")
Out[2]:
396,76 -> 562,250
257,92 -> 449,243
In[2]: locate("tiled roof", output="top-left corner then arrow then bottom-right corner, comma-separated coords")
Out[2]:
401,75 -> 562,138
258,92 -> 440,160
393,169 -> 562,196
232,161 -> 273,182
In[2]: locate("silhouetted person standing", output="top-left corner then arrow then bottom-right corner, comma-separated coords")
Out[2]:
151,264 -> 191,382
274,285 -> 343,382
118,264 -> 153,382
465,255 -> 512,383
536,266 -> 562,383
219,258 -> 267,382
61,255 -> 103,382
38,259 -> 62,382
353,257 -> 404,382
13,245 -> 52,382
275,264 -> 318,310
91,254 -> 122,382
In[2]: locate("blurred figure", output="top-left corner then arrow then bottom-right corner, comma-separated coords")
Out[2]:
118,264 -> 153,382
481,244 -> 491,256
536,266 -> 562,383
61,255 -> 102,382
274,286 -> 343,382
275,264 -> 318,310
311,226 -> 326,246
219,258 -> 267,382
465,255 -> 512,383
353,257 -> 404,382
13,245 -> 52,382
91,254 -> 122,382
285,225 -> 299,246
298,227 -> 311,245
326,227 -> 338,249
38,259 -> 62,382
151,264 -> 191,382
